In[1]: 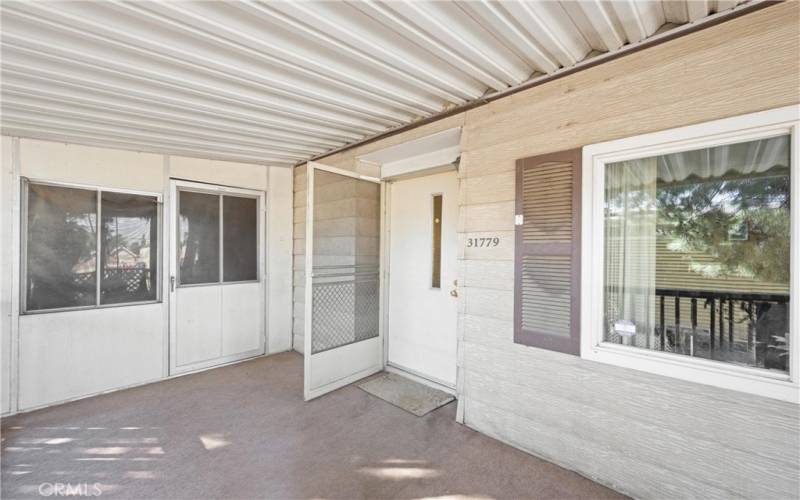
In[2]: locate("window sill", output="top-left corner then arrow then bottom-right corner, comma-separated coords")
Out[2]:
21,300 -> 162,316
583,341 -> 798,404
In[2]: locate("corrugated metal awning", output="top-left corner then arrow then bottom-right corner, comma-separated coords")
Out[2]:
0,0 -> 753,166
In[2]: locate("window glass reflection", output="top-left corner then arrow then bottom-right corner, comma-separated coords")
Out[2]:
101,192 -> 158,304
179,191 -> 220,285
223,196 -> 258,282
26,184 -> 97,311
604,136 -> 791,373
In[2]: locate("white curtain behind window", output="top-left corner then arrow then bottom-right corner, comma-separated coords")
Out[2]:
605,158 -> 657,348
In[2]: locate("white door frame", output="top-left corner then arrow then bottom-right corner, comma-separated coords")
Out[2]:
168,179 -> 267,375
303,162 -> 385,400
381,180 -> 391,374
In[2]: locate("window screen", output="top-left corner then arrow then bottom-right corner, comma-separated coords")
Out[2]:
24,181 -> 160,313
178,190 -> 259,286
26,184 -> 98,311
310,170 -> 380,353
223,195 -> 258,282
178,191 -> 220,285
100,192 -> 159,305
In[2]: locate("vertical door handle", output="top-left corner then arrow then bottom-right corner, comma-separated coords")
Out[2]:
170,276 -> 176,292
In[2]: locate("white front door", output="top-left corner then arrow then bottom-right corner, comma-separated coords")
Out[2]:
169,180 -> 265,375
304,162 -> 384,400
388,170 -> 459,387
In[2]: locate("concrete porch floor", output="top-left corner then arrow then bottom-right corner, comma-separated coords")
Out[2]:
2,352 -> 625,499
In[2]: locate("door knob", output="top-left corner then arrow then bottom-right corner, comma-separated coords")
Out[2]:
450,279 -> 458,298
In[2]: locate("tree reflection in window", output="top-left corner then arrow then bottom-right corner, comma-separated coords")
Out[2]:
25,183 -> 159,312
26,184 -> 97,311
604,136 -> 790,373
101,192 -> 159,305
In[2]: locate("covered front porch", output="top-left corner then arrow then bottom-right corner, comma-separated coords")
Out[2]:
1,352 -> 623,499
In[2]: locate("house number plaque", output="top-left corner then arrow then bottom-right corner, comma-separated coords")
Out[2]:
466,237 -> 500,248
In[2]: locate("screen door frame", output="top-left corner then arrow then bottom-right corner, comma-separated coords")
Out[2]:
304,161 -> 385,400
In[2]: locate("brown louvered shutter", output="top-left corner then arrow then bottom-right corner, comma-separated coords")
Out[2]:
514,149 -> 581,355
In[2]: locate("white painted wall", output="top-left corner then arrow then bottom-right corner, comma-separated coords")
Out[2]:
0,138 -> 294,413
18,305 -> 164,409
1,137 -> 14,414
170,156 -> 269,192
267,167 -> 294,354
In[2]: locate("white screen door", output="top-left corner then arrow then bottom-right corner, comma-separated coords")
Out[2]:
304,162 -> 383,400
169,180 -> 266,375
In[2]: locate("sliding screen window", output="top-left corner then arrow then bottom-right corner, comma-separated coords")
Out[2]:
23,180 -> 161,313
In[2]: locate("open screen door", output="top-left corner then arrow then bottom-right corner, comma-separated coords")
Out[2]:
304,162 -> 383,400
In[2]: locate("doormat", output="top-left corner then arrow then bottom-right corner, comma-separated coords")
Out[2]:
358,372 -> 454,417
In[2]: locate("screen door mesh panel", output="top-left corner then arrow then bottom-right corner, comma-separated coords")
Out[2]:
311,269 -> 379,353
312,278 -> 355,353
310,169 -> 380,354
355,278 -> 380,341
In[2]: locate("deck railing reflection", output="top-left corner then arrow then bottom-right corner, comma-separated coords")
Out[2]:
654,288 -> 789,372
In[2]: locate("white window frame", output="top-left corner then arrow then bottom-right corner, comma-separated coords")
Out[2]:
581,105 -> 800,404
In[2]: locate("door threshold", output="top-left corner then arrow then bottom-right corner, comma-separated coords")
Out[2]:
385,362 -> 456,395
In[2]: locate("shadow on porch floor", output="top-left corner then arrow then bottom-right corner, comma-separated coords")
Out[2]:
1,352 -> 625,499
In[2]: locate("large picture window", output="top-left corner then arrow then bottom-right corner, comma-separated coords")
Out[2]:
604,136 -> 790,373
23,180 -> 160,313
583,106 -> 799,403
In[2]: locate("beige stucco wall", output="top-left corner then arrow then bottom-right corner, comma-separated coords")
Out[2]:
294,4 -> 800,498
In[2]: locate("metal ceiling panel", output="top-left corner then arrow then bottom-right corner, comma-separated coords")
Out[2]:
0,0 -> 752,166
